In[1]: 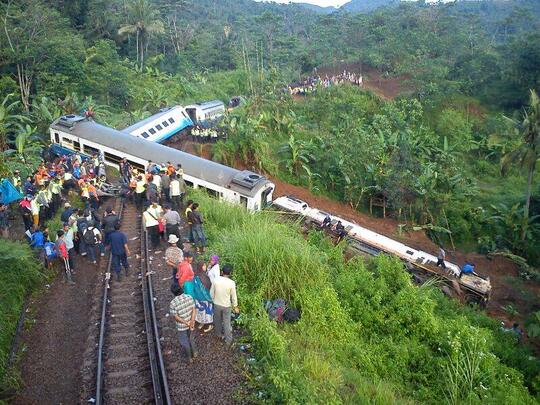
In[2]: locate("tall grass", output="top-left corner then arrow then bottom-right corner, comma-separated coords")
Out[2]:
190,190 -> 539,403
0,240 -> 44,396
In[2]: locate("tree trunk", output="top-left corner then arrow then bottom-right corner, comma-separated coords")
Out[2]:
521,166 -> 534,240
16,63 -> 31,112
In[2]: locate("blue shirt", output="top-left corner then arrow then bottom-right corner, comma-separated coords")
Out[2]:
109,230 -> 128,255
461,263 -> 474,274
31,231 -> 45,248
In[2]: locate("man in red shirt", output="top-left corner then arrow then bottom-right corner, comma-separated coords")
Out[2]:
176,251 -> 194,287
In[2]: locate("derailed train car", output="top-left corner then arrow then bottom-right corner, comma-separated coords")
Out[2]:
272,196 -> 492,306
49,115 -> 275,211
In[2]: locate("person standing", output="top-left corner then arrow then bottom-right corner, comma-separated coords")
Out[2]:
210,265 -> 239,346
102,206 -> 119,246
169,174 -> 183,211
194,262 -> 214,333
207,255 -> 220,284
184,200 -> 194,243
55,230 -> 75,284
62,223 -> 76,276
83,220 -> 102,264
19,196 -> 33,231
135,175 -> 146,210
165,234 -> 183,286
188,203 -> 206,254
109,222 -> 130,281
143,201 -> 163,249
160,170 -> 171,204
60,202 -> 74,223
162,205 -> 182,241
170,284 -> 198,363
176,251 -> 195,288
436,246 -> 446,269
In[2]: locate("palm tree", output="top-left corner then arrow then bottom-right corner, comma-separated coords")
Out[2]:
502,89 -> 540,240
0,93 -> 28,151
118,0 -> 164,70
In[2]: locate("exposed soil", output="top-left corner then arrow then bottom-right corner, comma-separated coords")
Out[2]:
316,61 -> 412,100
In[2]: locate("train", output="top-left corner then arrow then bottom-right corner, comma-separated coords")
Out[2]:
272,196 -> 492,305
48,115 -> 491,304
122,106 -> 193,143
49,115 -> 274,211
185,100 -> 225,127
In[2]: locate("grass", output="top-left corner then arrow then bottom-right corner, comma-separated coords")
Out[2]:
189,189 -> 539,404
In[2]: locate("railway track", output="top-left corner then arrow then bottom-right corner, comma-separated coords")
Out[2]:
94,201 -> 170,404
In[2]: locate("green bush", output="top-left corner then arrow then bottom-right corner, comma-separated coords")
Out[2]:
0,240 -> 44,395
190,190 -> 539,403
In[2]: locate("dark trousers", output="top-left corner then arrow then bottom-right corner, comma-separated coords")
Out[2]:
22,214 -> 33,231
87,244 -> 98,262
162,188 -> 170,203
192,224 -> 206,248
135,192 -> 145,210
178,329 -> 197,360
171,195 -> 182,211
112,253 -> 129,274
68,248 -> 76,271
436,258 -> 446,269
148,225 -> 160,248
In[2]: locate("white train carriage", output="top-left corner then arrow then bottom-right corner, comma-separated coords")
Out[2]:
185,100 -> 225,127
50,115 -> 274,211
273,196 -> 461,276
122,106 -> 193,143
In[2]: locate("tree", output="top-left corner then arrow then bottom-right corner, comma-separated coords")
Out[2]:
278,134 -> 313,178
0,0 -> 77,111
0,93 -> 28,152
502,89 -> 540,240
118,0 -> 165,70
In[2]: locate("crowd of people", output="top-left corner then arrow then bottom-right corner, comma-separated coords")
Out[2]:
189,125 -> 227,143
1,148 -> 242,363
288,70 -> 363,95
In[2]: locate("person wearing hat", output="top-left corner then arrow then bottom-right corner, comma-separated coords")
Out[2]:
19,195 -> 33,231
60,202 -> 74,223
166,234 -> 184,285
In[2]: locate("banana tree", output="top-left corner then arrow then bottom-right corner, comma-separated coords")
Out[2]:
0,93 -> 28,151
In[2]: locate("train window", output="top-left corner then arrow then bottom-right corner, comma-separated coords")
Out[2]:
83,144 -> 99,155
128,160 -> 144,172
162,120 -> 169,127
62,137 -> 73,145
54,132 -> 59,143
73,141 -> 81,151
184,179 -> 194,188
141,132 -> 149,138
202,187 -> 219,198
149,128 -> 156,135
240,196 -> 248,207
104,152 -> 122,165
169,118 -> 175,123
156,124 -> 163,131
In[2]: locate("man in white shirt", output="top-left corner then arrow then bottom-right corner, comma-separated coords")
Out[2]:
210,265 -> 239,345
143,201 -> 163,249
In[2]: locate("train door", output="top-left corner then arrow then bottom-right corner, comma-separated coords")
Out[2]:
186,108 -> 197,124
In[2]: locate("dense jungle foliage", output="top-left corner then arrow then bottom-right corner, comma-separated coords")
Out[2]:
0,0 -> 539,401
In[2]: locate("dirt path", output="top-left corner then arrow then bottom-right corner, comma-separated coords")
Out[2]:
12,244 -> 103,404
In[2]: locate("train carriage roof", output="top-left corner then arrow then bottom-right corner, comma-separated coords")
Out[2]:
51,116 -> 271,197
121,107 -> 176,133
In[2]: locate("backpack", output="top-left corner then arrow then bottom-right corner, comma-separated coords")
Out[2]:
265,298 -> 287,323
44,241 -> 57,259
83,228 -> 98,245
283,308 -> 301,323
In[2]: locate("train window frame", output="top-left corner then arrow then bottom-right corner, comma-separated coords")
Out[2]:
184,179 -> 194,188
162,120 -> 169,127
54,132 -> 60,143
104,152 -> 122,165
83,144 -> 99,156
240,196 -> 248,207
141,132 -> 149,138
128,160 -> 144,172
73,141 -> 81,151
169,118 -> 175,123
156,124 -> 163,131
149,128 -> 156,135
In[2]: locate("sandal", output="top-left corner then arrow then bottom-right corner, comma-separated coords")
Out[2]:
202,325 -> 214,333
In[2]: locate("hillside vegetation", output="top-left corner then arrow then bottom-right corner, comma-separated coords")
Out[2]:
194,190 -> 540,403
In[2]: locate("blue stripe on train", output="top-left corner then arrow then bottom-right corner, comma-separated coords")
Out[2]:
153,117 -> 193,143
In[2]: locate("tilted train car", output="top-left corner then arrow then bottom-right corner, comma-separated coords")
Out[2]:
49,115 -> 274,211
272,196 -> 491,305
185,100 -> 225,127
122,106 -> 193,143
